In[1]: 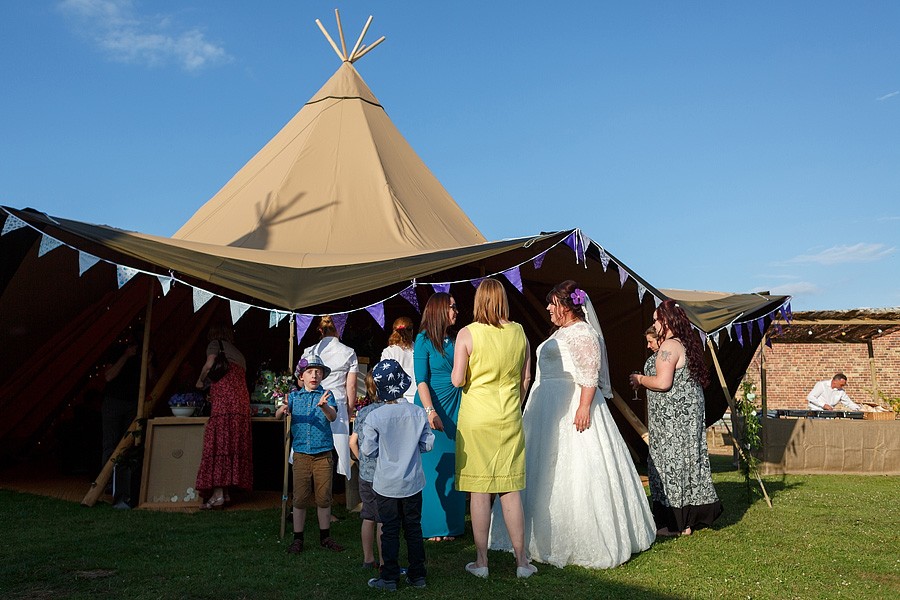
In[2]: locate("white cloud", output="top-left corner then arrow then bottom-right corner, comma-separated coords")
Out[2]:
58,0 -> 230,72
753,281 -> 821,296
876,91 -> 900,101
783,243 -> 895,266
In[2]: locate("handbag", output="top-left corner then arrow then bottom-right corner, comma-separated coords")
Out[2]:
207,340 -> 230,382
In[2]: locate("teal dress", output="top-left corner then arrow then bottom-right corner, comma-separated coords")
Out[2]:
413,332 -> 465,538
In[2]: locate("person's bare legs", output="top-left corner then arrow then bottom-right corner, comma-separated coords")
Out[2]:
316,506 -> 332,530
469,492 -> 491,568
361,519 -> 376,564
292,507 -> 306,532
497,491 -> 531,568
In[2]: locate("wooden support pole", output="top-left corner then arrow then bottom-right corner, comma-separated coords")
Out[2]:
135,285 -> 154,421
316,19 -> 346,62
335,9 -> 348,62
609,390 -> 649,445
281,317 -> 296,538
707,340 -> 772,508
348,15 -> 373,62
350,36 -> 385,63
82,301 -> 215,507
867,340 -> 878,403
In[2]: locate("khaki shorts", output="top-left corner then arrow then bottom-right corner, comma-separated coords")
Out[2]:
292,450 -> 334,509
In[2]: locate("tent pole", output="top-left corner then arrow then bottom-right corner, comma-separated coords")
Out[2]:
135,284 -> 155,422
82,297 -> 214,507
281,317 -> 296,538
706,340 -> 772,508
609,390 -> 649,445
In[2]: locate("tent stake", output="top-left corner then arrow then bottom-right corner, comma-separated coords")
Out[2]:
707,340 -> 772,508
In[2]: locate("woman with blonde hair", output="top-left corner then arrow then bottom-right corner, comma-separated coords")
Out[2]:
303,315 -> 358,481
452,278 -> 535,578
380,316 -> 416,403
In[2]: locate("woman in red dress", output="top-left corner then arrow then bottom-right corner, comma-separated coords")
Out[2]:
195,324 -> 253,509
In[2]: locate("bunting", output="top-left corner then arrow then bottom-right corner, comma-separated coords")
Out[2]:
1,214 -> 27,235
192,288 -> 214,312
366,303 -> 385,329
332,313 -> 348,338
78,251 -> 100,276
502,266 -> 523,292
399,286 -> 419,313
116,265 -> 139,289
734,322 -> 744,346
230,300 -> 252,324
38,234 -> 63,257
157,275 -> 173,296
269,311 -> 289,328
532,251 -> 547,270
636,282 -> 647,303
618,265 -> 629,288
431,283 -> 450,294
295,314 -> 314,342
598,249 -> 610,272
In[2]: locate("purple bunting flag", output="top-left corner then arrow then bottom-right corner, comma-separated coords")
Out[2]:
502,266 -> 523,292
618,265 -> 629,288
366,303 -> 385,329
431,283 -> 450,294
399,286 -> 420,313
471,277 -> 485,289
532,251 -> 547,270
734,323 -> 744,346
295,314 -> 313,343
785,302 -> 793,322
332,313 -> 348,338
756,318 -> 765,336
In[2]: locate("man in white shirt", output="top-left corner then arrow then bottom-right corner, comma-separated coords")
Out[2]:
807,373 -> 861,411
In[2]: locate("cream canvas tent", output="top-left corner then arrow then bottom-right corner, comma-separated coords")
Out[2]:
0,15 -> 789,472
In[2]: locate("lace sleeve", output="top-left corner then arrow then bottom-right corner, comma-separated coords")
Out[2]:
565,324 -> 601,388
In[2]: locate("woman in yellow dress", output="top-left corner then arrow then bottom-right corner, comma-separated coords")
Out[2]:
451,278 -> 535,579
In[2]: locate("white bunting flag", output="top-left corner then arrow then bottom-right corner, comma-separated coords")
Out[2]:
116,265 -> 139,288
637,282 -> 647,303
230,300 -> 251,324
78,251 -> 100,276
157,275 -> 172,296
269,311 -> 289,328
1,214 -> 27,235
38,234 -> 63,257
193,288 -> 214,312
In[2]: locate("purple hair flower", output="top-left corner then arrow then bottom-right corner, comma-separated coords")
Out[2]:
570,288 -> 587,306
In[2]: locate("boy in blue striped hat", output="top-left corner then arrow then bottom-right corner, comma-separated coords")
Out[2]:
361,359 -> 434,591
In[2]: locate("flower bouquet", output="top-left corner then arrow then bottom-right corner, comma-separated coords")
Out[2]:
250,370 -> 295,415
167,392 -> 205,417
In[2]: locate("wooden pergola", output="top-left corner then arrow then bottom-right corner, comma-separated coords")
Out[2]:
767,308 -> 900,404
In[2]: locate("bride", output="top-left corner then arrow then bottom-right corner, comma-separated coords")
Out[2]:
489,280 -> 655,569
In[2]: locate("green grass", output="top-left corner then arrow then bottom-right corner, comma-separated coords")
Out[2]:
1,456 -> 897,599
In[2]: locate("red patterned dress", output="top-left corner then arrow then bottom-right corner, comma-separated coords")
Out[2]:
196,362 -> 253,496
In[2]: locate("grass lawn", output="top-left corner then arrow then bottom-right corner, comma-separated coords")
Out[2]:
1,456 -> 897,599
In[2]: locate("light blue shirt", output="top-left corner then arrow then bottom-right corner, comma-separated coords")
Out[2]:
361,402 -> 434,498
288,386 -> 337,454
354,400 -> 385,482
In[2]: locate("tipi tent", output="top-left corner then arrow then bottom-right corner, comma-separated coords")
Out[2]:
0,15 -> 789,473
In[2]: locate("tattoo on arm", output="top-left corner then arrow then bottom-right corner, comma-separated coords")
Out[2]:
659,349 -> 672,362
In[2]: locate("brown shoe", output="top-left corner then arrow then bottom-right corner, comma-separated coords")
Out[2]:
320,537 -> 345,552
287,539 -> 303,554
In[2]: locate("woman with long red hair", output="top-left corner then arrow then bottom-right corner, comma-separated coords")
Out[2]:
630,299 -> 722,537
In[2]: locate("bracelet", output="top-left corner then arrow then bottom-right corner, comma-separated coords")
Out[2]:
424,407 -> 435,414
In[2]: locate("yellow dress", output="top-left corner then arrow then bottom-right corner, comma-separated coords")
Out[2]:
455,322 -> 527,493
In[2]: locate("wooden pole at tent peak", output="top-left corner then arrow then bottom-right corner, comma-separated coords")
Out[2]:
350,37 -> 385,63
348,15 -> 373,62
707,339 -> 772,508
335,9 -> 348,63
316,19 -> 346,62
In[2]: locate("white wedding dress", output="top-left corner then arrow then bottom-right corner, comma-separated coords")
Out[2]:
489,320 -> 656,569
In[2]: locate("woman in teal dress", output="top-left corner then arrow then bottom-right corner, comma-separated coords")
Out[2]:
413,292 -> 465,541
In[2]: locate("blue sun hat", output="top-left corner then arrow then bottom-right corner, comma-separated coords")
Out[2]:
295,355 -> 331,379
372,358 -> 412,401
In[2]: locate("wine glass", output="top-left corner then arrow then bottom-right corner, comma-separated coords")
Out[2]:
630,371 -> 641,401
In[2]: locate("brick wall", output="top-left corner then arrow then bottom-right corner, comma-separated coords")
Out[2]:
744,330 -> 900,410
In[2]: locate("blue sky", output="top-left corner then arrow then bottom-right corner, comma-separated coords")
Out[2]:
1,1 -> 898,311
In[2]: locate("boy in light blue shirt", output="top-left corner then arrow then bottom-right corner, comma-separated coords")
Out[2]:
361,359 -> 434,591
